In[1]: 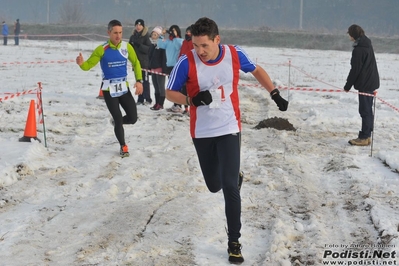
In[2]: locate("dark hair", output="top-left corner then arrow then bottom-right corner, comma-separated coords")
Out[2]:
168,25 -> 181,38
108,19 -> 122,31
190,17 -> 219,40
347,24 -> 365,40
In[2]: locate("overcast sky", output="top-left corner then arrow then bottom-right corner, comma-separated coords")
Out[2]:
1,0 -> 398,36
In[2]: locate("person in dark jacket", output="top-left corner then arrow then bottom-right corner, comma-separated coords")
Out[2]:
129,19 -> 152,105
344,24 -> 379,146
149,26 -> 167,110
14,19 -> 20,45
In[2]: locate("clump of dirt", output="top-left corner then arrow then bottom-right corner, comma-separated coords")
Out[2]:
254,117 -> 296,131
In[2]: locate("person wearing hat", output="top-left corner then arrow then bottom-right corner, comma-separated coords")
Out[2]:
149,26 -> 167,110
14,19 -> 20,45
2,21 -> 8,45
129,19 -> 153,105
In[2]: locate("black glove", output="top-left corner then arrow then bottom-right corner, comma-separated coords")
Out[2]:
270,89 -> 288,111
191,91 -> 212,106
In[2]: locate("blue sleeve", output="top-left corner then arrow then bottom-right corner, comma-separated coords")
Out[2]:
166,55 -> 189,91
157,39 -> 167,49
235,45 -> 257,73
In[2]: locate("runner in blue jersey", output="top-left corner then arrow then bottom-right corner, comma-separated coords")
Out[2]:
166,17 -> 288,264
76,19 -> 143,157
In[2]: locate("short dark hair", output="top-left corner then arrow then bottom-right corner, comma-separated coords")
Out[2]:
108,19 -> 122,31
347,24 -> 365,40
190,17 -> 219,40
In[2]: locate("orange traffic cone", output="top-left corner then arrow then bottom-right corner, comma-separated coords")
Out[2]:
96,88 -> 104,99
19,99 -> 41,143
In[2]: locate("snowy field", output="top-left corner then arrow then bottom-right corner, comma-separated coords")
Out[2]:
0,40 -> 398,266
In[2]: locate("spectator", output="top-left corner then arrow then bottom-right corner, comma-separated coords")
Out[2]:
129,19 -> 152,106
2,21 -> 8,45
149,26 -> 167,111
14,19 -> 20,45
178,26 -> 194,115
157,25 -> 183,113
179,26 -> 193,57
344,24 -> 380,146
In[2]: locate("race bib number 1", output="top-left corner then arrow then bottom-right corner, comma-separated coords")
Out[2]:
209,86 -> 224,109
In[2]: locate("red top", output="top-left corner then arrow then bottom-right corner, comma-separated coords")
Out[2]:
179,39 -> 193,57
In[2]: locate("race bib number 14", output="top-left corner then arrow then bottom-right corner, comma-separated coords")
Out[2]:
103,77 -> 128,98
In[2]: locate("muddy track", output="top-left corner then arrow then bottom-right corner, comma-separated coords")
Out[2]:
240,127 -> 383,265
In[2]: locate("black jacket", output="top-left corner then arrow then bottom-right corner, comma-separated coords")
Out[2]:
129,27 -> 152,69
344,35 -> 379,92
15,21 -> 20,35
149,43 -> 167,73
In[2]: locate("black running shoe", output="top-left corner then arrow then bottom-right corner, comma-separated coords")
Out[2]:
227,241 -> 244,264
238,171 -> 244,191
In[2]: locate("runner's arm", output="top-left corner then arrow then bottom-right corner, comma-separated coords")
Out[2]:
251,65 -> 275,93
79,45 -> 104,71
165,57 -> 189,105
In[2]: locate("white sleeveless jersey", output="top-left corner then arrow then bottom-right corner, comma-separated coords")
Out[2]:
186,45 -> 241,138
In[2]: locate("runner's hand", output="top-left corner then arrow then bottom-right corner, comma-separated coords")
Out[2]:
134,82 -> 143,95
270,89 -> 288,111
191,90 -> 212,106
76,52 -> 84,66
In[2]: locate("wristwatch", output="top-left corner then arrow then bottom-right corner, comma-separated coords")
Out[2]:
137,80 -> 143,83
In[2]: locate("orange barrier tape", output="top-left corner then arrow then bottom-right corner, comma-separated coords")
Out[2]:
2,59 -> 74,66
3,57 -> 397,114
375,95 -> 399,113
0,89 -> 38,102
143,68 -> 169,76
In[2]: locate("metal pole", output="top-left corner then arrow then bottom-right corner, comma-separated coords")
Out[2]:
370,91 -> 377,157
47,0 -> 50,24
299,0 -> 303,30
38,82 -> 48,148
288,59 -> 291,100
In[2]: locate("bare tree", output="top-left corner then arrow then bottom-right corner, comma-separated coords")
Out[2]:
58,1 -> 86,25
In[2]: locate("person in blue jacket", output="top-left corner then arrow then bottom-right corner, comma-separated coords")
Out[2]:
2,21 -> 8,45
157,25 -> 184,112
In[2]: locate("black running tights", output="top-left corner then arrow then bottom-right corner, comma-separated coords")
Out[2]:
192,133 -> 241,242
103,89 -> 137,146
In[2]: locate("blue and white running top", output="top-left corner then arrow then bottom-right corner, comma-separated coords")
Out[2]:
167,44 -> 257,138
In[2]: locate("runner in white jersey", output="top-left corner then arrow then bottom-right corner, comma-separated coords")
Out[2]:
165,17 -> 288,264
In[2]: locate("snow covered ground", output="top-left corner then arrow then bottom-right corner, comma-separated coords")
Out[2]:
1,40 -> 398,266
